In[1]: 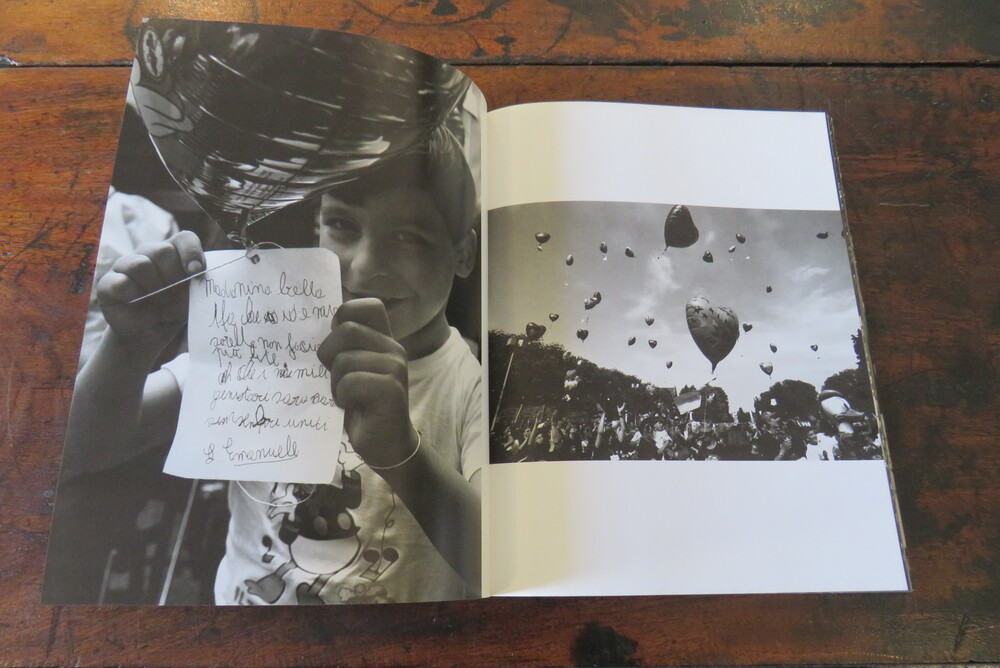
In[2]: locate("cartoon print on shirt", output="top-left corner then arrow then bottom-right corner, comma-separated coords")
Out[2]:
243,441 -> 364,604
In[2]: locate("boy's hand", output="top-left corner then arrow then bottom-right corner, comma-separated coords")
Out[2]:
96,230 -> 205,348
317,298 -> 418,469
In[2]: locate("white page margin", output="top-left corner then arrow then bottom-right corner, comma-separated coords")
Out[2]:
488,101 -> 840,212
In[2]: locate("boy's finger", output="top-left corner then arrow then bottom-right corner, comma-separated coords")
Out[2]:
317,320 -> 403,369
327,350 -> 406,387
170,230 -> 206,274
133,240 -> 187,287
333,298 -> 393,338
334,371 -> 406,415
111,252 -> 167,296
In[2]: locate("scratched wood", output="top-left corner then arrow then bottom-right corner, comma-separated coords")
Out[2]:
0,63 -> 998,666
1,0 -> 1000,67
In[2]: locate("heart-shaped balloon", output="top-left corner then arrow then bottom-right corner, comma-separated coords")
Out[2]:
549,313 -> 559,322
759,362 -> 773,376
665,361 -> 673,369
535,232 -> 551,244
743,323 -> 753,333
685,296 -> 740,372
702,251 -> 714,263
525,322 -> 546,341
644,316 -> 654,326
577,329 -> 589,342
648,340 -> 657,349
625,247 -> 635,258
663,204 -> 699,249
770,343 -> 778,353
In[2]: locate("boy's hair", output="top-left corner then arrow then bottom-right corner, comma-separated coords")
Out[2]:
321,124 -> 478,241
248,124 -> 478,246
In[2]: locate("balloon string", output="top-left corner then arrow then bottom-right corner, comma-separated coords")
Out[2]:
127,241 -> 284,305
235,481 -> 317,508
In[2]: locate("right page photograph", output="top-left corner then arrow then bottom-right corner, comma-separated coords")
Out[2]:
484,101 -> 909,597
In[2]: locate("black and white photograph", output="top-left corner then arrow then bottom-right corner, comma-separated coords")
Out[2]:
488,201 -> 884,464
43,19 -> 486,605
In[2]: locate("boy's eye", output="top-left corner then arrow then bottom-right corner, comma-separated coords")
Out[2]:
392,230 -> 428,245
322,217 -> 360,234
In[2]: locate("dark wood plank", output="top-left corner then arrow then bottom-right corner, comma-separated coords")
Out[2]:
2,0 -> 1000,67
1,64 -> 999,666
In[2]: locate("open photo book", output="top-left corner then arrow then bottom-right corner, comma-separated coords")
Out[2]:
43,18 -> 909,605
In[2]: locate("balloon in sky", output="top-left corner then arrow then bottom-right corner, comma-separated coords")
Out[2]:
760,362 -> 773,377
536,245 -> 543,251
743,323 -> 753,332
645,316 -> 654,326
665,361 -> 673,369
628,337 -> 636,346
599,242 -> 608,254
728,245 -> 736,253
770,343 -> 778,353
817,232 -> 829,239
702,251 -> 714,263
648,340 -> 657,349
811,344 -> 819,351
577,329 -> 589,342
685,296 -> 740,372
549,313 -> 559,322
584,291 -> 602,310
663,204 -> 699,249
566,254 -> 574,266
625,247 -> 635,258
525,322 -> 546,340
736,233 -> 746,244
535,232 -> 551,244
766,285 -> 773,293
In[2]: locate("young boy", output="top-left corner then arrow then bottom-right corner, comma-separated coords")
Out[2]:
61,126 -> 483,604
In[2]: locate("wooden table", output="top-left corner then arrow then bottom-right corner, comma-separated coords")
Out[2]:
2,1 -> 999,665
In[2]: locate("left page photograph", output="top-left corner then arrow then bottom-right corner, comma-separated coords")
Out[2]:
43,19 -> 487,605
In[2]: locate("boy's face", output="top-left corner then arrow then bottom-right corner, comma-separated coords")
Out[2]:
317,186 -> 475,343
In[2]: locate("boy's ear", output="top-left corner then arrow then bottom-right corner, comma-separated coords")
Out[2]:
454,229 -> 478,279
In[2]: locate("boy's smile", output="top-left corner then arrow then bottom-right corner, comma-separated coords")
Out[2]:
317,185 -> 475,358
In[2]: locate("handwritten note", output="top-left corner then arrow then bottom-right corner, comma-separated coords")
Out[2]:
163,248 -> 345,484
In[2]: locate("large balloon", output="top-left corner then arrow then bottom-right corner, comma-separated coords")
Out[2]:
685,296 -> 740,372
525,322 -> 546,340
131,20 -> 471,241
663,204 -> 699,249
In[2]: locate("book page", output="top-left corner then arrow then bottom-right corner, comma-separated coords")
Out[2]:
43,19 -> 487,605
485,101 -> 908,596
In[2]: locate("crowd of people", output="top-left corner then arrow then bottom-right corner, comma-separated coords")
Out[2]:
491,396 -> 883,463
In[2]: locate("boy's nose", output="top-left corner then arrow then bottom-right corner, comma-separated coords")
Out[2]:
343,238 -> 387,283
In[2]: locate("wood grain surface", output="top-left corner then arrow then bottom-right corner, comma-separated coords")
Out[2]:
1,0 -> 1000,66
1,2 -> 999,666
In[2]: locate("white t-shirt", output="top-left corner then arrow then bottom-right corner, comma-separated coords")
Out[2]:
168,328 -> 483,604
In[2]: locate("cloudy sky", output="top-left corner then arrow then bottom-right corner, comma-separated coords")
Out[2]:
488,202 -> 866,412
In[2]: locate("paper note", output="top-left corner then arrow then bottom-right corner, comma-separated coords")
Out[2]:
164,248 -> 345,484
